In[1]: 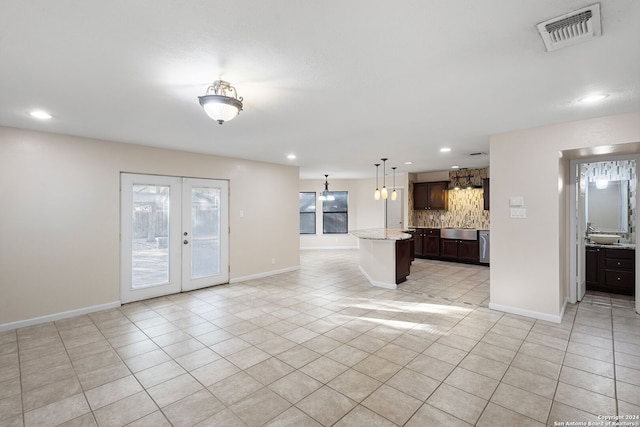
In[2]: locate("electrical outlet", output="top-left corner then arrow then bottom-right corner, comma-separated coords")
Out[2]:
509,197 -> 524,207
510,207 -> 526,218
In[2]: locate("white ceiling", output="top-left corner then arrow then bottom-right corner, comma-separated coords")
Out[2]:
1,1 -> 639,179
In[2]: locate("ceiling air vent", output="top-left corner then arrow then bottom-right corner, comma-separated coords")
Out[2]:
537,3 -> 602,52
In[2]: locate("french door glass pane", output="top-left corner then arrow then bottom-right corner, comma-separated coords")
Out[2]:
131,184 -> 170,288
191,187 -> 220,279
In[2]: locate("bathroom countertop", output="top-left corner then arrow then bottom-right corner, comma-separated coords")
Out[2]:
586,243 -> 636,250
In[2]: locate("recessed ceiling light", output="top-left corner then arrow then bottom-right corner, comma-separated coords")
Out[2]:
579,93 -> 609,103
440,147 -> 451,153
404,161 -> 413,165
287,154 -> 296,160
30,110 -> 52,120
451,165 -> 460,169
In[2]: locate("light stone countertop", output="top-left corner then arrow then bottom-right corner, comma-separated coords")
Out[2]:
586,243 -> 636,250
350,228 -> 412,241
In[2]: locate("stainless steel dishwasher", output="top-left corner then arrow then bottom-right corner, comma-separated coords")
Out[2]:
479,230 -> 490,264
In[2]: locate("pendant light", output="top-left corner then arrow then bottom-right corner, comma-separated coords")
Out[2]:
198,80 -> 243,124
374,164 -> 381,200
381,158 -> 388,200
318,174 -> 335,201
391,167 -> 397,201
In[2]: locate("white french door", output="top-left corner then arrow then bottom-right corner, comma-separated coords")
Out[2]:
120,173 -> 229,303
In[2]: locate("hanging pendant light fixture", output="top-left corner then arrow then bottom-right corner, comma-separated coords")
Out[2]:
198,80 -> 243,124
318,174 -> 335,201
391,167 -> 397,201
374,164 -> 381,200
381,158 -> 388,200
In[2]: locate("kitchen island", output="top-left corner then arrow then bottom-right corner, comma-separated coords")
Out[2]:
350,229 -> 412,289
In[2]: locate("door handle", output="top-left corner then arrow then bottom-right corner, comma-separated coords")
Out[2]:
184,240 -> 189,244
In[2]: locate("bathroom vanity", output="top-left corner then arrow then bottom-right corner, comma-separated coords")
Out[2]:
586,244 -> 635,295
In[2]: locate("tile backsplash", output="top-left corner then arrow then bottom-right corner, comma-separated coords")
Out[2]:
410,168 -> 490,229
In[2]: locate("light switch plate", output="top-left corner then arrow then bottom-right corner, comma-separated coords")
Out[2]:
510,207 -> 526,218
509,197 -> 525,207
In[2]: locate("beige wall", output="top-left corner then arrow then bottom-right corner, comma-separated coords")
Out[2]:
489,112 -> 640,321
0,126 -> 300,326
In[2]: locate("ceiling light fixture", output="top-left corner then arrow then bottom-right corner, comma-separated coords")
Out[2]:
318,174 -> 335,201
595,175 -> 609,189
374,163 -> 381,200
30,110 -> 52,120
404,161 -> 413,165
374,159 -> 398,201
381,158 -> 388,200
198,80 -> 243,124
391,167 -> 397,201
287,154 -> 296,160
579,93 -> 608,103
451,165 -> 460,169
440,147 -> 451,153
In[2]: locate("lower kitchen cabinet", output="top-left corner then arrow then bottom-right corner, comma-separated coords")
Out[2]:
440,238 -> 479,263
586,246 -> 635,295
396,239 -> 411,284
413,228 -> 440,258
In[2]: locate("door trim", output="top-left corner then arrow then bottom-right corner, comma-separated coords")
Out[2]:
120,173 -> 230,304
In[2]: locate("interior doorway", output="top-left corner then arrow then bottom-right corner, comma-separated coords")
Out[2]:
570,156 -> 638,314
385,188 -> 404,229
120,173 -> 229,303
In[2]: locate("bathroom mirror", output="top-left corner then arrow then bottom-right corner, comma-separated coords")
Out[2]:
587,180 -> 629,233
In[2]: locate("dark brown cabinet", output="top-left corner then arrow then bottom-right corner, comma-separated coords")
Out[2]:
586,246 -> 635,295
413,181 -> 449,210
395,239 -> 411,284
483,178 -> 490,211
440,238 -> 479,263
413,228 -> 440,258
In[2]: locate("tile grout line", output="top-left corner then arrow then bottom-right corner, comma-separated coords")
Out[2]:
545,303 -> 578,426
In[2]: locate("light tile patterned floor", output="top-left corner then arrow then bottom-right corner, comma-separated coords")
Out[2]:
1,250 -> 639,426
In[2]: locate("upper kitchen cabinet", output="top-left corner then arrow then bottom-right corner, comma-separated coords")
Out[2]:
413,181 -> 449,210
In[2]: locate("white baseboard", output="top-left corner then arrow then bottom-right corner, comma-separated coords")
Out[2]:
559,297 -> 569,321
0,301 -> 122,332
230,266 -> 300,284
488,302 -> 563,323
358,266 -> 397,290
300,246 -> 359,250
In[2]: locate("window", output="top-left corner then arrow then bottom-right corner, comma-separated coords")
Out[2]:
323,191 -> 348,234
299,192 -> 316,234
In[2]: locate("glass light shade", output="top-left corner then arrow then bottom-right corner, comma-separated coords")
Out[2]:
595,176 -> 609,189
391,190 -> 397,201
381,186 -> 388,199
374,189 -> 380,200
199,95 -> 242,124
